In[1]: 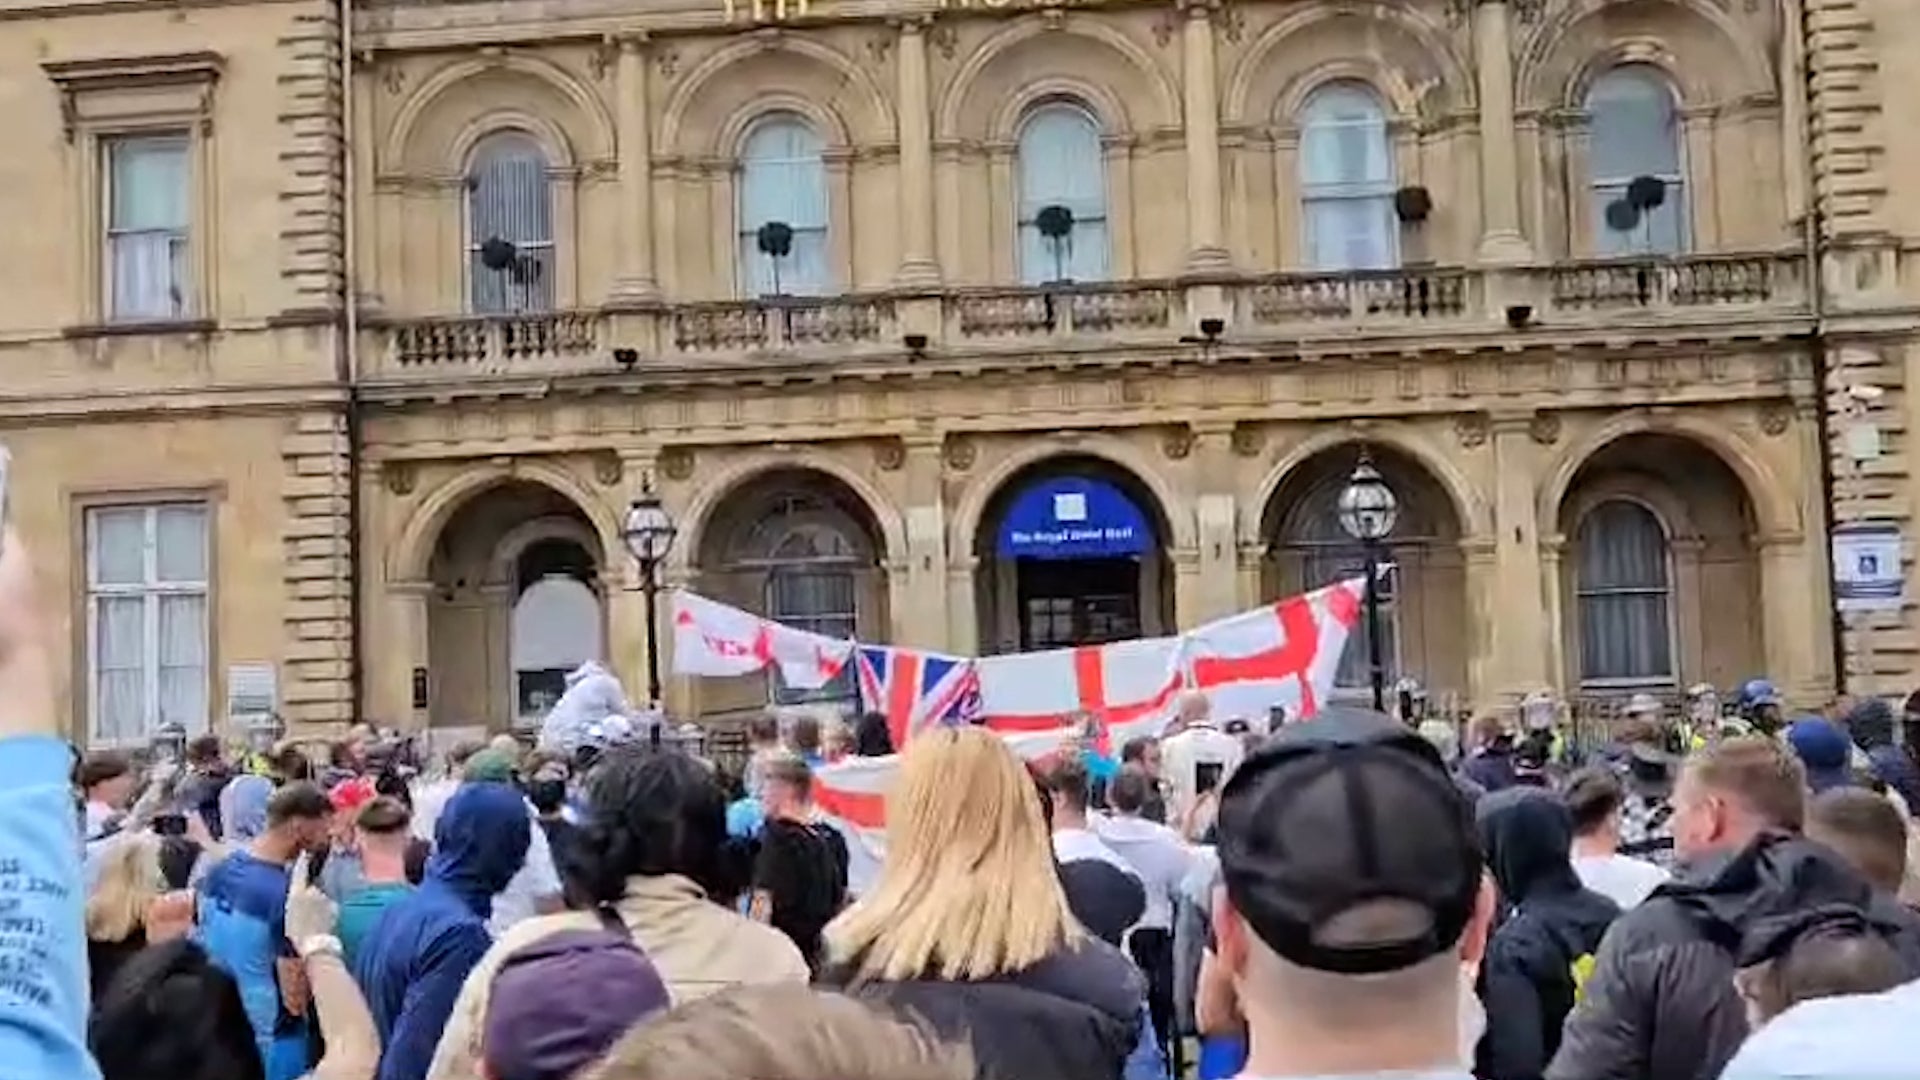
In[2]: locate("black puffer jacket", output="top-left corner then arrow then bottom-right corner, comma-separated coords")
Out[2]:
1545,833 -> 1920,1080
1475,789 -> 1620,1080
826,940 -> 1144,1080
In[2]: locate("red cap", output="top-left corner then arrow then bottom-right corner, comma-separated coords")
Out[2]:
329,777 -> 377,814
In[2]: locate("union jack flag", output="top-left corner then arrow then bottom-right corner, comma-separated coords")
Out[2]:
855,645 -> 980,750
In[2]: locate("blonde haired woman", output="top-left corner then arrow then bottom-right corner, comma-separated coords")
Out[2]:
86,833 -> 193,1002
820,726 -> 1145,1080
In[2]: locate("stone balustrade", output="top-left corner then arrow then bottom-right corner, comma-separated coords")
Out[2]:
363,251 -> 1811,379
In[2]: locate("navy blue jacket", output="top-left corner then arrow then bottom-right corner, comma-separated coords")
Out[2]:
352,781 -> 529,1080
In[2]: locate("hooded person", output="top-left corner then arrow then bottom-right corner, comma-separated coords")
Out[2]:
1788,718 -> 1861,795
354,781 -> 531,1080
1847,697 -> 1920,812
219,774 -> 275,845
537,661 -> 634,759
1474,788 -> 1620,1080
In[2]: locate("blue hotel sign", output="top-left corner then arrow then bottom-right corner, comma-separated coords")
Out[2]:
997,477 -> 1152,561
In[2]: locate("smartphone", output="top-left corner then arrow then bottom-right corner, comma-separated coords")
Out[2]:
1195,762 -> 1224,796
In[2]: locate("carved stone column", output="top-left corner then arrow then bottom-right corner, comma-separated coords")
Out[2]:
1180,0 -> 1231,274
1473,0 -> 1534,264
894,19 -> 941,287
1488,412 -> 1548,695
894,434 -> 950,647
381,581 -> 434,729
608,35 -> 659,303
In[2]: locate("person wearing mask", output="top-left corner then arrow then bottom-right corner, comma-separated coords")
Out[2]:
478,929 -> 671,1080
522,753 -> 581,884
1548,737 -> 1920,1080
748,755 -> 848,971
195,781 -> 337,1080
821,728 -> 1146,1080
1474,788 -> 1620,1080
1461,714 -> 1518,794
1789,717 -> 1863,794
1209,705 -> 1494,1080
1098,769 -> 1192,1061
86,833 -> 193,1002
91,851 -> 381,1080
1564,767 -> 1670,910
336,797 -> 417,970
1806,788 -> 1910,899
354,780 -> 529,1080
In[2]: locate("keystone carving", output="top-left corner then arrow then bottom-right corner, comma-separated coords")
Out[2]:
873,437 -> 906,472
943,435 -> 976,472
383,462 -> 417,496
1759,402 -> 1792,437
658,446 -> 695,481
1529,413 -> 1561,447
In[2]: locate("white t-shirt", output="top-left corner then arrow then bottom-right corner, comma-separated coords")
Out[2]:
1053,827 -> 1139,877
1573,853 -> 1669,910
488,804 -> 562,936
1094,814 -> 1194,931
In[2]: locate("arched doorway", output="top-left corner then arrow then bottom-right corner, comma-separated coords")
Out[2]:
1260,445 -> 1467,703
425,481 -> 606,730
694,468 -> 889,714
1556,434 -> 1760,695
975,457 -> 1174,654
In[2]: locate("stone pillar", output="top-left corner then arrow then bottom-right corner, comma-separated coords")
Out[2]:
1473,0 -> 1534,265
1180,0 -> 1230,275
1488,414 -> 1548,696
1192,424 -> 1239,622
894,435 -> 951,646
382,582 -> 433,729
1462,538 -> 1497,708
947,556 -> 980,656
608,35 -> 659,303
894,19 -> 941,287
1759,533 -> 1822,703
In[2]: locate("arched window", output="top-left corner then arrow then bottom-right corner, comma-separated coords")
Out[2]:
1575,500 -> 1674,684
738,114 -> 830,297
466,132 -> 554,314
727,492 -> 868,704
1587,66 -> 1688,256
1281,483 -> 1398,692
1298,83 -> 1397,272
1016,103 -> 1110,285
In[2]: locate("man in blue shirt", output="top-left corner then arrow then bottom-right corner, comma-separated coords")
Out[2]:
196,781 -> 335,1080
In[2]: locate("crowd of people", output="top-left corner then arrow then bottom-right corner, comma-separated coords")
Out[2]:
7,512 -> 1920,1080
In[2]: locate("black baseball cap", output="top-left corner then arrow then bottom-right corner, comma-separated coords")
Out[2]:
1216,705 -> 1483,976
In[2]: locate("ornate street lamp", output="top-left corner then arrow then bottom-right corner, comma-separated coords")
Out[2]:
1337,449 -> 1398,712
622,483 -> 678,745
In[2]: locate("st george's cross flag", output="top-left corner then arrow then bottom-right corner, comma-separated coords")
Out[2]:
669,591 -> 854,690
1181,578 -> 1364,723
855,645 -> 981,750
975,635 -> 1184,743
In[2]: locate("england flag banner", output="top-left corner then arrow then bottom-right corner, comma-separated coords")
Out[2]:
670,591 -> 854,690
1180,579 -> 1364,723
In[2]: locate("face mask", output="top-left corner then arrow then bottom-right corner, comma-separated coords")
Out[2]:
1458,964 -> 1486,1065
527,779 -> 568,813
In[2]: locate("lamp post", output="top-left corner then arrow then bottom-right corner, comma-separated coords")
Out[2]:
622,483 -> 678,745
1337,450 -> 1398,713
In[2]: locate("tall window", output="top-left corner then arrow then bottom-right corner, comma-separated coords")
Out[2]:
1587,66 -> 1688,256
1016,103 -> 1110,284
738,115 -> 830,297
725,491 -> 869,705
1575,500 -> 1674,684
1298,83 -> 1396,272
467,132 -> 554,314
105,135 -> 191,321
86,504 -> 209,746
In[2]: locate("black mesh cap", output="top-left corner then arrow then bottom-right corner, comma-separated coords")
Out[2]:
1217,705 -> 1483,975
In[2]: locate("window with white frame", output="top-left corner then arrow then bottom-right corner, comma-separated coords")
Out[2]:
1575,500 -> 1675,684
105,134 -> 191,321
1298,83 -> 1397,272
1016,103 -> 1110,285
467,132 -> 555,314
86,503 -> 210,746
1587,66 -> 1689,256
737,114 -> 831,297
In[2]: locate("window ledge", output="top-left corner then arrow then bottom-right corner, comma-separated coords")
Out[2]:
63,318 -> 216,340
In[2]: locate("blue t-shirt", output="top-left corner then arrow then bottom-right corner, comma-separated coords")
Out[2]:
196,851 -> 309,1080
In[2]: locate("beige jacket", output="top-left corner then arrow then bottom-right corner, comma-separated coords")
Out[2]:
425,874 -> 809,1080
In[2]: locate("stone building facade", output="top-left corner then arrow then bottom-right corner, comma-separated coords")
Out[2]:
0,0 -> 1910,742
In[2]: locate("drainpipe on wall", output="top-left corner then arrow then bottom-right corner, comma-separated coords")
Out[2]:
339,0 -> 368,723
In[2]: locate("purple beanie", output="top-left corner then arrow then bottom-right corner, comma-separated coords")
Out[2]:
483,928 -> 671,1080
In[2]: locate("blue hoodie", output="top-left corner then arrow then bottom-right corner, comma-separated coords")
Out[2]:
1788,718 -> 1858,794
353,781 -> 529,1080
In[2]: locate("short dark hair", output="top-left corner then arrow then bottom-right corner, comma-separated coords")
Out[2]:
789,715 -> 823,755
852,712 -> 894,758
1036,754 -> 1091,813
185,736 -> 222,766
748,713 -> 781,744
1108,769 -> 1154,815
1808,788 -> 1909,893
763,754 -> 813,798
355,795 -> 412,837
1563,767 -> 1625,836
266,782 -> 332,827
1748,926 -> 1907,1021
89,940 -> 266,1080
577,747 -> 734,907
77,752 -> 134,792
1119,738 -> 1154,765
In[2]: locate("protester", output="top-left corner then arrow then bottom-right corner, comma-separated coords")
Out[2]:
1734,906 -> 1908,1026
479,929 -> 670,1080
410,740 -> 484,843
221,774 -> 277,847
748,755 -> 848,971
1160,693 -> 1243,837
78,751 -> 139,851
1848,696 -> 1920,813
789,713 -> 826,770
336,797 -> 417,970
195,781 -> 336,1080
1461,714 -> 1518,794
821,727 -> 1145,1080
1474,787 -> 1619,1080
89,940 -> 268,1080
1211,705 -> 1493,1080
1036,755 -> 1146,948
85,833 -> 191,1002
317,777 -> 380,901
1612,719 -> 1679,869
1788,717 -> 1861,794
1807,787 -> 1910,897
1117,737 -> 1169,823
1719,976 -> 1920,1079
850,711 -> 895,759
1563,766 -> 1669,910
582,985 -> 975,1080
1097,768 -> 1192,1055
180,734 -> 235,839
356,781 -> 531,1080
1548,736 -> 1920,1080
743,712 -> 784,797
